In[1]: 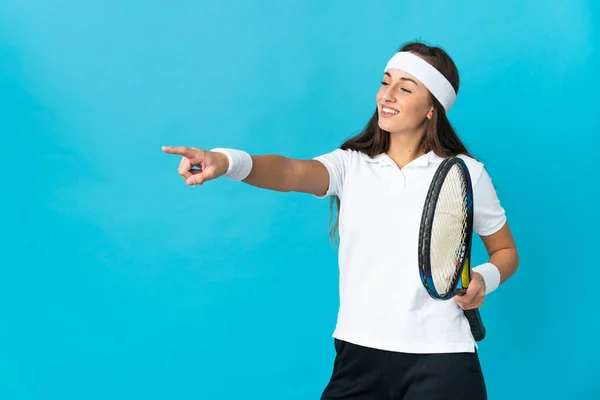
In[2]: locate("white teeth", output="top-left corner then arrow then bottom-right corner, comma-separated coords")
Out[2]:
382,107 -> 399,114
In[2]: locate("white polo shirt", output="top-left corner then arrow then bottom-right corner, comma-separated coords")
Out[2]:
314,149 -> 506,354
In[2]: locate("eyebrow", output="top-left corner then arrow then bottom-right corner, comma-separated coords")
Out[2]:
384,71 -> 419,86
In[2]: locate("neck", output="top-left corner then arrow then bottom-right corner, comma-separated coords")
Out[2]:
387,130 -> 426,168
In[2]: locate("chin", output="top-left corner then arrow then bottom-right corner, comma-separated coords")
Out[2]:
378,120 -> 401,133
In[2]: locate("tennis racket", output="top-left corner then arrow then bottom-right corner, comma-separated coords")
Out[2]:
417,156 -> 486,342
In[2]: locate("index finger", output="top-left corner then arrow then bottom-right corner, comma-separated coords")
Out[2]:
454,290 -> 472,303
162,146 -> 194,157
463,287 -> 479,302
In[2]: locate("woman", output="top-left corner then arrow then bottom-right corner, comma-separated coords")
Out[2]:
163,41 -> 519,399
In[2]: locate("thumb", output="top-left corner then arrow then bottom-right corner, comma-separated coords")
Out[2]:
454,289 -> 472,304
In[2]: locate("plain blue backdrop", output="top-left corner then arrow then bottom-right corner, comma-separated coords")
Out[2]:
1,1 -> 598,399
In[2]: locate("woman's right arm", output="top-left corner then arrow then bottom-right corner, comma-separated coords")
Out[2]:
161,146 -> 331,197
243,154 -> 330,196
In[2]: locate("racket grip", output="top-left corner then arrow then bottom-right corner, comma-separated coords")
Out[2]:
464,309 -> 486,342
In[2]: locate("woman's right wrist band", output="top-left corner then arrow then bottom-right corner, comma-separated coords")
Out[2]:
210,148 -> 253,181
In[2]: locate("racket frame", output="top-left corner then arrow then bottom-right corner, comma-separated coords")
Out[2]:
417,156 -> 486,341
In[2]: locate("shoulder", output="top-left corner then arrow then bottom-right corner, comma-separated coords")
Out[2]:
314,148 -> 363,164
456,154 -> 485,185
312,148 -> 363,199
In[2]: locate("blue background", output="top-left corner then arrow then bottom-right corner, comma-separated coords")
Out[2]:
1,1 -> 598,399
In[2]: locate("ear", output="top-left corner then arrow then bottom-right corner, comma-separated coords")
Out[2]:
427,107 -> 434,120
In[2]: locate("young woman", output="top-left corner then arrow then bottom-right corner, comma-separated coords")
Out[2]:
163,41 -> 519,400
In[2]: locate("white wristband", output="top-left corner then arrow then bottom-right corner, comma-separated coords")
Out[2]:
472,262 -> 501,295
210,148 -> 253,181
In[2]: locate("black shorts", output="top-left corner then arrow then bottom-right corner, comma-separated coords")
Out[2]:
320,339 -> 487,400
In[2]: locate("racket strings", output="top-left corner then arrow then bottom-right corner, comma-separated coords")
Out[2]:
430,165 -> 469,296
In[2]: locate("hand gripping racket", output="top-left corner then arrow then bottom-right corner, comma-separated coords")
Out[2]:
418,156 -> 486,342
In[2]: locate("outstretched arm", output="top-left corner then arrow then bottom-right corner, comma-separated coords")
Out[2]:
162,146 -> 331,197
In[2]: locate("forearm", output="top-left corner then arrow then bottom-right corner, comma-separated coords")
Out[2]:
242,154 -> 295,192
474,223 -> 519,294
488,247 -> 519,284
211,148 -> 329,196
473,246 -> 519,295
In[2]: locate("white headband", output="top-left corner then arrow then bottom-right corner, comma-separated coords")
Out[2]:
384,51 -> 456,113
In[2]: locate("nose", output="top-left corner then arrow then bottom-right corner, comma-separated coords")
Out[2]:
380,84 -> 396,103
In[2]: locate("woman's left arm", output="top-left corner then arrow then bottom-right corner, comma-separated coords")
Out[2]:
454,163 -> 519,310
479,222 -> 519,285
454,222 -> 519,310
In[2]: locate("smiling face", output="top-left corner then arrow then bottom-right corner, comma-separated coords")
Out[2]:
376,66 -> 435,135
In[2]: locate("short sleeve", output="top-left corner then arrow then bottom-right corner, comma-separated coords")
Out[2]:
313,149 -> 352,199
473,167 -> 507,236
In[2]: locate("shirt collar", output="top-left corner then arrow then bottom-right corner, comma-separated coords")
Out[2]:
360,150 -> 444,167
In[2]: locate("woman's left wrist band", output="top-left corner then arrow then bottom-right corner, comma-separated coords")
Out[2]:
472,262 -> 501,295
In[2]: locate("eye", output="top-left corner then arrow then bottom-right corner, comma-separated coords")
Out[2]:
401,88 -> 412,93
380,81 -> 389,86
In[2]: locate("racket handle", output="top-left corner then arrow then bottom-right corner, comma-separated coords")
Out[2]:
464,309 -> 486,342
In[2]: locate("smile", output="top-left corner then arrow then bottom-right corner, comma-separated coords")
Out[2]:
381,106 -> 399,117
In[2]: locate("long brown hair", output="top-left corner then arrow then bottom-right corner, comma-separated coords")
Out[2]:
329,41 -> 472,243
